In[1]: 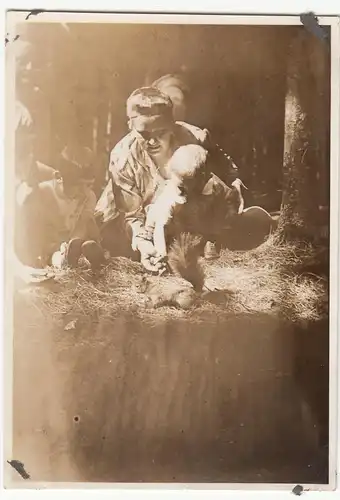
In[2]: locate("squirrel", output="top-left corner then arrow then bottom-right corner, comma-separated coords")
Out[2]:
140,232 -> 206,309
167,232 -> 205,292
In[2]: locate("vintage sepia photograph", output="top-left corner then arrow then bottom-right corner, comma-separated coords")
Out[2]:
4,11 -> 339,489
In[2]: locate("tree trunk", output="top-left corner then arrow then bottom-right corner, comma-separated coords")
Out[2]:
278,29 -> 330,244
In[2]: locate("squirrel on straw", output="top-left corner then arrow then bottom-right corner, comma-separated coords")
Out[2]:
139,233 -> 204,309
142,144 -> 240,307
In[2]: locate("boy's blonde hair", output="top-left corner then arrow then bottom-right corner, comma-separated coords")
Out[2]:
167,144 -> 208,180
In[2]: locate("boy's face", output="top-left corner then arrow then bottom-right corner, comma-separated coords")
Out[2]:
132,124 -> 174,158
172,170 -> 209,199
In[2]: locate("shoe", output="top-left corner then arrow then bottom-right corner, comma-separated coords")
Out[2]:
81,240 -> 106,271
204,241 -> 220,261
62,238 -> 84,268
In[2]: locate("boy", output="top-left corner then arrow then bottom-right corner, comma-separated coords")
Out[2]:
15,146 -> 105,271
95,87 -> 244,272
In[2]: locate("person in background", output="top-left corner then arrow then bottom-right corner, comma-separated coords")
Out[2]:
95,86 -> 246,272
15,145 -> 106,272
151,73 -> 189,122
13,99 -> 58,284
15,129 -> 57,190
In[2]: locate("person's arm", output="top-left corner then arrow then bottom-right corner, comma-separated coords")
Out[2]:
178,122 -> 245,210
199,128 -> 239,184
200,128 -> 245,214
110,164 -> 150,250
15,100 -> 32,130
80,190 -> 102,243
111,160 -> 165,273
94,149 -> 151,248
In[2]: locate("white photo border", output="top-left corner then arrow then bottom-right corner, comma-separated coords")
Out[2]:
3,9 -> 340,494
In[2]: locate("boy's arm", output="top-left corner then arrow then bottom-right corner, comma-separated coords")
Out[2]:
111,167 -> 166,272
200,129 -> 245,214
74,191 -> 101,242
110,159 -> 158,252
112,168 -> 146,240
200,128 -> 240,185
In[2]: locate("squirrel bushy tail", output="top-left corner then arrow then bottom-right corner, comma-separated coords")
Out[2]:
167,233 -> 205,292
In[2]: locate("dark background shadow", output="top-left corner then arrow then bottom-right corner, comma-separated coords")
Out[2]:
15,23 -> 330,212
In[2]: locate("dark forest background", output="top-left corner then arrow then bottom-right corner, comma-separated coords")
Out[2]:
15,23 -> 330,215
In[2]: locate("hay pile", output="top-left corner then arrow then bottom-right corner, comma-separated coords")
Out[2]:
20,235 -> 328,328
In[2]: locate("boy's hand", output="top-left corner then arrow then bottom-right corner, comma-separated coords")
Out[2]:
231,178 -> 247,214
136,239 -> 167,273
